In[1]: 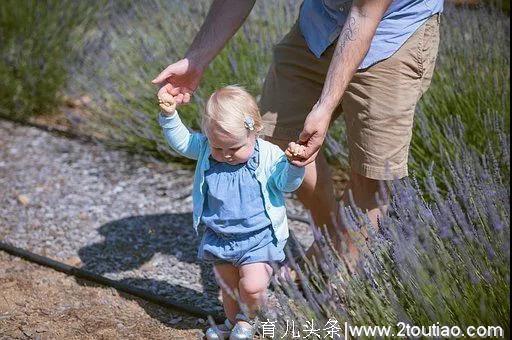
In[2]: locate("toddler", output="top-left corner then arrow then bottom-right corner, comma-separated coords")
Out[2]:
157,85 -> 306,339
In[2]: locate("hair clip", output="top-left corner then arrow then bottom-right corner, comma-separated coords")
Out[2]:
244,116 -> 255,131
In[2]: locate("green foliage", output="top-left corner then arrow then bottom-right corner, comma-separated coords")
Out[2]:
410,5 -> 510,182
0,0 -> 98,120
484,0 -> 510,14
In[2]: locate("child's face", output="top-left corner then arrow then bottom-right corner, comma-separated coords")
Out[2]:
208,129 -> 256,165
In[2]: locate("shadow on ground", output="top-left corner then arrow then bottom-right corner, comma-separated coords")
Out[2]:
77,212 -> 304,330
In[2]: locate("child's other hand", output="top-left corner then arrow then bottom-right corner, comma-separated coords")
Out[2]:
158,92 -> 177,115
285,142 -> 306,164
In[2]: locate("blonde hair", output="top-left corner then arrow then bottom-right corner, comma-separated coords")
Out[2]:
201,85 -> 263,141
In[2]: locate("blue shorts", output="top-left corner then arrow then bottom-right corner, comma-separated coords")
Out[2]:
197,225 -> 286,267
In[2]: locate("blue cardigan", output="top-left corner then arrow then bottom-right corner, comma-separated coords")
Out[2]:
158,111 -> 305,242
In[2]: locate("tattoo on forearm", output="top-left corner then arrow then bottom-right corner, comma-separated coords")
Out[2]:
320,1 -> 391,108
336,15 -> 359,57
321,13 -> 361,107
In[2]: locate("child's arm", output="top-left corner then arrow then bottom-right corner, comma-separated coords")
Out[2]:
158,93 -> 206,160
269,144 -> 306,193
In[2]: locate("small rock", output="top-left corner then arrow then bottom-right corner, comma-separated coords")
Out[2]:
17,194 -> 30,206
78,212 -> 89,220
140,262 -> 155,272
39,309 -> 51,316
63,256 -> 82,267
80,95 -> 92,105
15,301 -> 27,307
66,95 -> 92,108
20,325 -> 33,337
169,316 -> 183,325
1,281 -> 17,289
35,324 -> 48,333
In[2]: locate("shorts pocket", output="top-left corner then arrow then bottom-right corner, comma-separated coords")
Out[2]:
417,14 -> 441,78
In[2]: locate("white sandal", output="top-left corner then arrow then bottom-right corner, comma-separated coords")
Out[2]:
229,312 -> 259,340
205,318 -> 234,340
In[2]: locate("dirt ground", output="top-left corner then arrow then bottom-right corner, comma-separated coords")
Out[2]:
0,251 -> 205,339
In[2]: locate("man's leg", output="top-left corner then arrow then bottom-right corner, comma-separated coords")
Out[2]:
258,20 -> 361,266
341,14 -> 441,238
296,153 -> 362,264
260,15 -> 440,270
265,137 -> 359,265
342,169 -> 388,241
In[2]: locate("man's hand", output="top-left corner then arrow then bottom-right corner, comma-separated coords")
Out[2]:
151,0 -> 256,107
152,58 -> 203,106
291,102 -> 332,166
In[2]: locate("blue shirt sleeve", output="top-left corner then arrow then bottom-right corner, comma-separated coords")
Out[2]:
271,156 -> 306,193
267,144 -> 305,193
158,111 -> 206,160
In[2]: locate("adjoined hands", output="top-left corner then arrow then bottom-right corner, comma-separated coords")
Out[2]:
290,101 -> 331,167
285,142 -> 307,164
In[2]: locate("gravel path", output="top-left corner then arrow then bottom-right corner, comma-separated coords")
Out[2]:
0,119 -> 313,318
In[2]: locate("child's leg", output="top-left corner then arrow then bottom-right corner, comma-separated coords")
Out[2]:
214,262 -> 241,324
238,262 -> 273,319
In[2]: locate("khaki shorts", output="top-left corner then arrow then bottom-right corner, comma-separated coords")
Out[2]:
259,14 -> 441,180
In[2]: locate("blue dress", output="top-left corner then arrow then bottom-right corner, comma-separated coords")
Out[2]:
197,139 -> 286,267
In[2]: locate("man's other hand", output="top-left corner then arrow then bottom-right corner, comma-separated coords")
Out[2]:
292,102 -> 332,166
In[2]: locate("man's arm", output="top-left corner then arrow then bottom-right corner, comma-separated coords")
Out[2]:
319,0 -> 392,112
152,0 -> 256,99
293,0 -> 393,166
185,0 -> 257,71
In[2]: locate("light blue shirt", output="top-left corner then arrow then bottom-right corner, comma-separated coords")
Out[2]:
202,139 -> 272,235
299,0 -> 444,69
158,111 -> 305,242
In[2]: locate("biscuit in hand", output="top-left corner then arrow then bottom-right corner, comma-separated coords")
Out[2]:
285,141 -> 307,161
158,92 -> 177,114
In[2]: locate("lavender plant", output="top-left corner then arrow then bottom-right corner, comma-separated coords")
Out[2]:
257,114 -> 510,338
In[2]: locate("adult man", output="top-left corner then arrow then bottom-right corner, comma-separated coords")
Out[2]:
152,0 -> 443,266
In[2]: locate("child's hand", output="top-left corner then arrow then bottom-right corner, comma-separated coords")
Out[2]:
285,142 -> 306,163
158,92 -> 177,115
